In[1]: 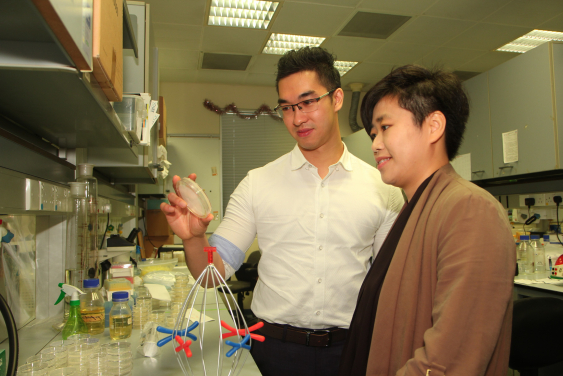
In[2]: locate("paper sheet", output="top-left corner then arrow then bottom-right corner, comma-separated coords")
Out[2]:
451,153 -> 471,180
186,308 -> 215,323
144,283 -> 171,301
502,130 -> 518,163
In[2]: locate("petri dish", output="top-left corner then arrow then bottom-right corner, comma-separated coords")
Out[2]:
175,178 -> 212,218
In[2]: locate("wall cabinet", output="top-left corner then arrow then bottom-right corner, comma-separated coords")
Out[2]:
459,42 -> 563,181
459,73 -> 494,180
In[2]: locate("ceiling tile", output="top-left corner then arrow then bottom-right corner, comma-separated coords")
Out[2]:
196,70 -> 249,85
357,0 -> 439,16
424,0 -> 513,21
484,0 -> 563,28
416,47 -> 488,69
159,49 -> 200,70
153,23 -> 202,50
285,0 -> 363,7
538,13 -> 563,32
390,16 -> 476,45
201,27 -> 269,54
247,54 -> 280,74
270,2 -> 355,36
144,0 -> 206,26
364,41 -> 437,65
456,51 -> 518,72
321,36 -> 387,61
339,62 -> 396,88
245,73 -> 277,87
444,23 -> 532,51
160,68 -> 198,82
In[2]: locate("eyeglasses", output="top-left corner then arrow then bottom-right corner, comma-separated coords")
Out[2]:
274,89 -> 336,118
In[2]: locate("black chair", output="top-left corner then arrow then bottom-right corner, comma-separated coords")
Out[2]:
218,251 -> 261,323
510,297 -> 563,376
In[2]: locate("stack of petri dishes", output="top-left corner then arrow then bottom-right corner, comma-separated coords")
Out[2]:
133,286 -> 152,330
48,366 -> 80,376
168,274 -> 194,327
41,340 -> 68,368
149,308 -> 170,326
66,339 -> 99,374
27,353 -> 57,371
101,342 -> 133,376
89,352 -> 107,376
17,362 -> 51,376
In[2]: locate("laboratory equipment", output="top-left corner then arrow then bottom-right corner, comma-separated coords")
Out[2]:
170,246 -> 263,376
109,291 -> 133,340
133,286 -> 152,329
65,182 -> 90,296
76,164 -> 99,278
80,279 -> 105,335
175,178 -> 212,218
531,235 -> 546,275
516,235 -> 530,276
54,284 -> 88,340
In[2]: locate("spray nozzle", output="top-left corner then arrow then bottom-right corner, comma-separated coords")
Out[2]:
54,283 -> 85,305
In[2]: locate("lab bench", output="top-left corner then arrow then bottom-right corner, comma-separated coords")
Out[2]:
0,287 -> 261,375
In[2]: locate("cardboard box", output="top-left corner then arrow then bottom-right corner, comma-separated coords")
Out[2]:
158,96 -> 167,146
92,0 -> 123,102
146,209 -> 173,237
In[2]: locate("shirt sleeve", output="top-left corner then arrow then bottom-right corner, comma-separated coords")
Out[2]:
397,194 -> 515,376
372,187 -> 405,258
211,174 -> 257,273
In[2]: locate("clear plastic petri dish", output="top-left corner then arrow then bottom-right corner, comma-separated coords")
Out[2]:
175,178 -> 212,218
48,366 -> 80,376
27,354 -> 56,368
18,362 -> 51,376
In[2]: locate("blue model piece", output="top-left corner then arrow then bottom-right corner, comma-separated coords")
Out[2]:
225,334 -> 251,358
156,321 -> 199,347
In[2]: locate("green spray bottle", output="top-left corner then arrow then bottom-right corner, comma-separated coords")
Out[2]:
54,283 -> 88,340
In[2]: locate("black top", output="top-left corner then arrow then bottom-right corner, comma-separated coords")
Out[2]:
338,173 -> 434,376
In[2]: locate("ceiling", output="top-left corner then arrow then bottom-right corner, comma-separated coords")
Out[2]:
146,0 -> 563,90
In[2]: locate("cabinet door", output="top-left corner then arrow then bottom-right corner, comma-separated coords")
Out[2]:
458,73 -> 493,180
488,43 -> 556,177
123,3 -> 146,94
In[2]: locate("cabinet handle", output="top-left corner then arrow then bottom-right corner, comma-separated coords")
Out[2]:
472,170 -> 485,174
498,166 -> 513,170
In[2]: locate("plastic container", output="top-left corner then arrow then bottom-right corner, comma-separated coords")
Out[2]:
517,235 -> 532,276
27,354 -> 56,369
109,291 -> 133,340
137,258 -> 178,277
17,362 -> 51,376
175,178 -> 212,218
48,367 -> 80,376
113,96 -> 146,132
80,278 -> 105,335
531,235 -> 546,275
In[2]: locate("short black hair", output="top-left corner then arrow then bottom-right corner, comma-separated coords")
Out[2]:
276,47 -> 341,93
361,65 -> 469,161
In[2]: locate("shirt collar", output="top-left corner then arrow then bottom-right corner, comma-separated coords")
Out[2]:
289,143 -> 354,171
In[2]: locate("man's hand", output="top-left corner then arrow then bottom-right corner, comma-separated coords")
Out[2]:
160,174 -> 214,241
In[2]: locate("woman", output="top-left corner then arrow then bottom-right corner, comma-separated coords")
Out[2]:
338,65 -> 515,376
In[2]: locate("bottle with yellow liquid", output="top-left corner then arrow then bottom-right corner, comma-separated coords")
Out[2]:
109,291 -> 132,340
80,278 -> 105,335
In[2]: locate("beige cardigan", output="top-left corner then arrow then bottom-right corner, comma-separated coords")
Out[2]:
366,164 -> 515,376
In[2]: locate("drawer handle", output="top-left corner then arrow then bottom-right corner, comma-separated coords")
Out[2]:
472,170 -> 485,174
499,166 -> 513,170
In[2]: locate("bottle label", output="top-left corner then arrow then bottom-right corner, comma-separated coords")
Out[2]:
82,313 -> 104,323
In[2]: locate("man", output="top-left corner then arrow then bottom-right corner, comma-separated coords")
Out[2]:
161,47 -> 404,375
338,65 -> 515,375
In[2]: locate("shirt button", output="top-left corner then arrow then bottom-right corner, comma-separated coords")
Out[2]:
321,183 -> 325,187
309,164 -> 312,168
336,168 -> 339,171
316,311 -> 321,316
319,245 -> 323,250
320,213 -> 324,218
318,278 -> 322,283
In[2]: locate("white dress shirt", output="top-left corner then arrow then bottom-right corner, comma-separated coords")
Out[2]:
209,143 -> 404,329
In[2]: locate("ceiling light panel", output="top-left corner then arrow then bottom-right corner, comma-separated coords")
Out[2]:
496,29 -> 563,53
262,33 -> 326,55
335,61 -> 358,76
208,0 -> 279,29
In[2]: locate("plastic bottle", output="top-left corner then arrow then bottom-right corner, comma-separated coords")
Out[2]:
109,291 -> 132,340
517,235 -> 531,276
531,235 -> 546,275
54,284 -> 88,340
80,278 -> 105,335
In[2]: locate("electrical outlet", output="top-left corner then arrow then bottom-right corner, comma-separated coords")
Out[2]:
545,192 -> 563,206
519,194 -> 545,207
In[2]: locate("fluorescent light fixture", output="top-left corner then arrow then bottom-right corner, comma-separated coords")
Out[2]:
496,29 -> 563,53
262,33 -> 326,55
335,61 -> 358,76
208,0 -> 279,29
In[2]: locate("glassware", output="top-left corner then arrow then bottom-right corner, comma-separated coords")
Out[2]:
76,163 -> 99,278
109,292 -> 132,340
80,278 -> 105,335
531,235 -> 546,275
